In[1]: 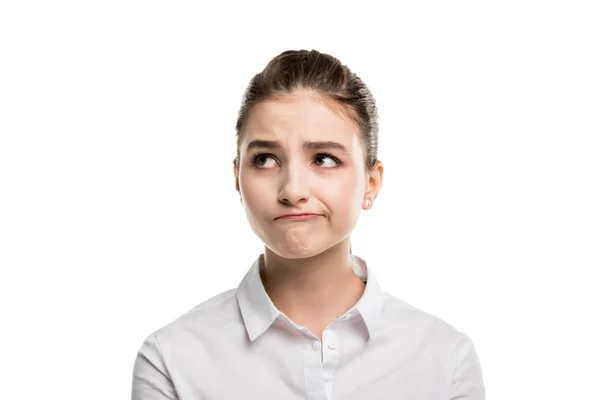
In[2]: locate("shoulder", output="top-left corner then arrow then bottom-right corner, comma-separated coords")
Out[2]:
381,291 -> 469,350
146,288 -> 241,348
381,293 -> 485,396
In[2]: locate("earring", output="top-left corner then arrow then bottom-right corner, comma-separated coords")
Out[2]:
366,199 -> 372,208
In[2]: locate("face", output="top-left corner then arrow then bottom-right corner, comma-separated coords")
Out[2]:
234,89 -> 382,259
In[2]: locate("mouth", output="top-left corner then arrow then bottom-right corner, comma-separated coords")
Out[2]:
275,214 -> 322,221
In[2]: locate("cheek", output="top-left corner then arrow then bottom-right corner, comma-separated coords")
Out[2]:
239,173 -> 272,212
321,172 -> 364,211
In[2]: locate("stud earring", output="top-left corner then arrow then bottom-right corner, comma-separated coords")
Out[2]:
366,199 -> 372,208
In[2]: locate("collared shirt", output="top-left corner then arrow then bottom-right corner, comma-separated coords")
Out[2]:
132,254 -> 485,400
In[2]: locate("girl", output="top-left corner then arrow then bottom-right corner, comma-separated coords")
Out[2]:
132,49 -> 485,400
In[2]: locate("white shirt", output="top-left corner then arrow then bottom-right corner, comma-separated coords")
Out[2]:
132,254 -> 485,400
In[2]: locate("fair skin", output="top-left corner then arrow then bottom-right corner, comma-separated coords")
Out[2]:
234,89 -> 383,340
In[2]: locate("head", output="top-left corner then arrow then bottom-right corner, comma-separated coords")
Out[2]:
233,49 -> 383,259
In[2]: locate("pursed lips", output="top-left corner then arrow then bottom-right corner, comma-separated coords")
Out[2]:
275,214 -> 322,221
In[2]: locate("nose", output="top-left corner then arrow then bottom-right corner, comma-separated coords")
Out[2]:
278,162 -> 310,206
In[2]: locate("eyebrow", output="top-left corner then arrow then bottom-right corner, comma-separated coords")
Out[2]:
245,140 -> 349,154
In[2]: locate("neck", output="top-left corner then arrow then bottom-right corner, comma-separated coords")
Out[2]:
260,240 -> 365,324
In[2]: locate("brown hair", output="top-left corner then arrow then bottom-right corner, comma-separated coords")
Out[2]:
234,49 -> 381,255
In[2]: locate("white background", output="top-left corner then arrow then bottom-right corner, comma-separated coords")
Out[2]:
1,1 -> 598,399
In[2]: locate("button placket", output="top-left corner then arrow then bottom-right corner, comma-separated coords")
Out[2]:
321,331 -> 340,400
323,331 -> 340,357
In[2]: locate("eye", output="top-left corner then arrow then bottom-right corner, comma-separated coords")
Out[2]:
314,153 -> 340,168
251,153 -> 341,169
252,154 -> 278,169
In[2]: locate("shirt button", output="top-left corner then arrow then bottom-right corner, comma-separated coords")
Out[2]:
328,342 -> 337,350
312,341 -> 319,350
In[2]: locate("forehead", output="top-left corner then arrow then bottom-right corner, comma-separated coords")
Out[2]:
243,91 -> 361,146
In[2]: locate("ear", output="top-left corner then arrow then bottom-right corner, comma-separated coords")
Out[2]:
365,160 -> 384,202
233,158 -> 240,194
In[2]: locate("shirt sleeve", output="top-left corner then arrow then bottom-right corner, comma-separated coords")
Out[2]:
131,333 -> 179,400
450,333 -> 486,400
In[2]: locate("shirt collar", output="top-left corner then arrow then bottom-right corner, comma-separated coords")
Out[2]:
236,253 -> 385,343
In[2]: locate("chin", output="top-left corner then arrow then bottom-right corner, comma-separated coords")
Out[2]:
266,241 -> 327,259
